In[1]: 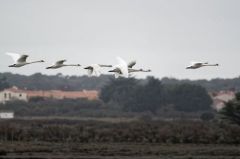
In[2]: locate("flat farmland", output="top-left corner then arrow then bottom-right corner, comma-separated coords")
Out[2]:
0,142 -> 240,159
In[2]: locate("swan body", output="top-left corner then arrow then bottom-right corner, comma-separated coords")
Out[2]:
109,57 -> 129,78
109,58 -> 152,78
84,64 -> 112,77
46,60 -> 81,69
186,62 -> 219,69
6,52 -> 44,67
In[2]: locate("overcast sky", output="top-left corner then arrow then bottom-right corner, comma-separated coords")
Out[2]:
0,0 -> 239,80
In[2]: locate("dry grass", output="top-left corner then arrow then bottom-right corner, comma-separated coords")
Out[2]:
0,142 -> 240,159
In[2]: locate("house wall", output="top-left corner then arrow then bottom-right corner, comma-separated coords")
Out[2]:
0,87 -> 99,104
0,90 -> 28,104
0,112 -> 14,119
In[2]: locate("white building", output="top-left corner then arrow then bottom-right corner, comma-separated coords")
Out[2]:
0,87 -> 28,104
0,112 -> 14,119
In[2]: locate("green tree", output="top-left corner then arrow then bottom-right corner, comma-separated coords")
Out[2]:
219,92 -> 240,125
169,84 -> 212,112
124,77 -> 165,113
0,77 -> 9,91
100,77 -> 138,106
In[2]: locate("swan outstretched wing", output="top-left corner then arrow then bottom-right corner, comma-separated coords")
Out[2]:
92,65 -> 101,77
87,69 -> 93,76
191,61 -> 208,65
56,60 -> 66,65
128,61 -> 136,68
116,57 -> 127,66
114,72 -> 120,78
6,52 -> 22,63
116,57 -> 128,77
18,55 -> 28,63
93,69 -> 101,77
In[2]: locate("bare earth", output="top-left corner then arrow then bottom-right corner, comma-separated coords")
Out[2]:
0,142 -> 240,159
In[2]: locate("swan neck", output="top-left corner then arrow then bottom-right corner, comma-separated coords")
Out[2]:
29,60 -> 44,64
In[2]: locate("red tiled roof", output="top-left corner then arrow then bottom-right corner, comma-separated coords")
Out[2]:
3,87 -> 98,100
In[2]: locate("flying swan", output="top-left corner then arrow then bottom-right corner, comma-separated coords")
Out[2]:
6,52 -> 44,67
186,61 -> 219,69
46,60 -> 81,69
108,57 -> 129,78
84,64 -> 112,77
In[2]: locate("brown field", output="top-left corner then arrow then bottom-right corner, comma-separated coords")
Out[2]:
0,142 -> 240,159
0,118 -> 240,158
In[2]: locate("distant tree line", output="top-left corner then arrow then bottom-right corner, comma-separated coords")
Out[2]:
1,72 -> 240,91
0,76 -> 9,91
0,99 -> 105,117
161,77 -> 240,92
0,72 -> 110,91
100,77 -> 213,113
0,75 -> 214,117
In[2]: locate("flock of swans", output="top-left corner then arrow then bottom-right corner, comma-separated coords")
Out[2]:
5,52 -> 219,78
6,53 -> 151,78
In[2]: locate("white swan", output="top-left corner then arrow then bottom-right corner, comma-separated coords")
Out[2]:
109,58 -> 151,78
6,52 -> 44,67
84,64 -> 112,77
128,60 -> 151,75
108,57 -> 129,78
46,60 -> 81,69
186,61 -> 219,69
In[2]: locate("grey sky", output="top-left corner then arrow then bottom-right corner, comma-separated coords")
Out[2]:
0,0 -> 239,79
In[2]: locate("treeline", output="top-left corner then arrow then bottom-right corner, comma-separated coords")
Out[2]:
0,99 -> 106,117
100,77 -> 213,113
0,119 -> 239,144
0,76 -> 214,117
0,72 -> 110,91
162,77 -> 240,92
1,72 -> 240,91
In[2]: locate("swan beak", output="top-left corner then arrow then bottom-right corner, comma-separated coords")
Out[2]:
108,70 -> 114,72
8,65 -> 15,67
41,60 -> 45,62
46,67 -> 51,69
